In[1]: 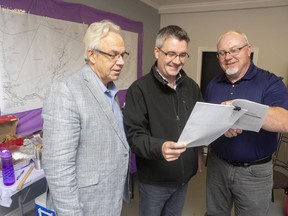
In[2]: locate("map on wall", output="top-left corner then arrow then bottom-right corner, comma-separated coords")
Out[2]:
0,8 -> 138,114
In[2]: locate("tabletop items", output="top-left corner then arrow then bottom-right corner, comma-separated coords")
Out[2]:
0,163 -> 45,207
0,148 -> 15,186
17,165 -> 34,190
0,128 -> 43,186
33,144 -> 42,170
0,115 -> 45,208
0,115 -> 23,152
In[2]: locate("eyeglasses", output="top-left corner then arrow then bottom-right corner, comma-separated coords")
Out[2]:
158,47 -> 189,61
93,49 -> 129,61
217,44 -> 248,59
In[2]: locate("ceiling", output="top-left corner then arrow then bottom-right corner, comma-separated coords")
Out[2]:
140,0 -> 288,14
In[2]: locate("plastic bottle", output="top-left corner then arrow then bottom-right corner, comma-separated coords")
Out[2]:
0,148 -> 15,186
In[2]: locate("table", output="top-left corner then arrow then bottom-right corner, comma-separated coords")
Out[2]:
0,162 -> 45,215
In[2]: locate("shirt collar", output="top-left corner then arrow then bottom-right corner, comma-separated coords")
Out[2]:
91,68 -> 118,97
154,65 -> 182,89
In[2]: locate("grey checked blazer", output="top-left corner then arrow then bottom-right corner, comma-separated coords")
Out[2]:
42,64 -> 130,216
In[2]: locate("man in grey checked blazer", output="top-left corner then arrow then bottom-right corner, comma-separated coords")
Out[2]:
42,20 -> 130,216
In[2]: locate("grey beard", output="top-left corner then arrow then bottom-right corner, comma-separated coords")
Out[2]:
225,68 -> 238,75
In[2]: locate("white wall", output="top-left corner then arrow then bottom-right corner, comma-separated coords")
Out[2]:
160,6 -> 288,86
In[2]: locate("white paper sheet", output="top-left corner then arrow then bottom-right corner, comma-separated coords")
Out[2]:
178,100 -> 268,148
231,99 -> 269,131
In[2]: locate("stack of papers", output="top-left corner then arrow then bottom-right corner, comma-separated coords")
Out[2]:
178,99 -> 269,148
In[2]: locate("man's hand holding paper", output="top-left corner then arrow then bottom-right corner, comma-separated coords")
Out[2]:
161,141 -> 187,162
224,128 -> 243,138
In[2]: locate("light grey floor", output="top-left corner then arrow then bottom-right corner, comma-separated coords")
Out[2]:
121,163 -> 286,216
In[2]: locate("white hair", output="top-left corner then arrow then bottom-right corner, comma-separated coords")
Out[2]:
83,20 -> 121,61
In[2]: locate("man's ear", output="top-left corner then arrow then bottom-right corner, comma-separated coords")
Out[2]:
154,47 -> 159,59
87,50 -> 96,64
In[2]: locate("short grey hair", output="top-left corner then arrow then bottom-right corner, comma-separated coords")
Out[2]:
155,25 -> 190,48
83,20 -> 121,60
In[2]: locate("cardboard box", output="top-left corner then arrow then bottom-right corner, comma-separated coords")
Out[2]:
35,192 -> 56,216
0,115 -> 23,148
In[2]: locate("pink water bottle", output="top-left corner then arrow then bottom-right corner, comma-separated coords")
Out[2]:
0,148 -> 15,186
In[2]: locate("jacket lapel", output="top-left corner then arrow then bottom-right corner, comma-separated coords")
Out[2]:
81,65 -> 129,150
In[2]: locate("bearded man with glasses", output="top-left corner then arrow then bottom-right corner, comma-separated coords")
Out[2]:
205,30 -> 288,216
124,25 -> 203,216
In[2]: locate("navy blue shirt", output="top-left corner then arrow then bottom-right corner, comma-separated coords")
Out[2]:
205,62 -> 288,162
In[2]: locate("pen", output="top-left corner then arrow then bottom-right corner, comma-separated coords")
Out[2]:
16,170 -> 25,180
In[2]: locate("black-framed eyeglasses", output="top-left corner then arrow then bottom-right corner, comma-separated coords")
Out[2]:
217,44 -> 248,59
93,49 -> 129,61
157,47 -> 189,60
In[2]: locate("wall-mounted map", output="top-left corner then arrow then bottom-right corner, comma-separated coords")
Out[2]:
0,8 -> 138,114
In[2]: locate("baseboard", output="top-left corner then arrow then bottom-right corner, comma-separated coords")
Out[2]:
5,199 -> 35,216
